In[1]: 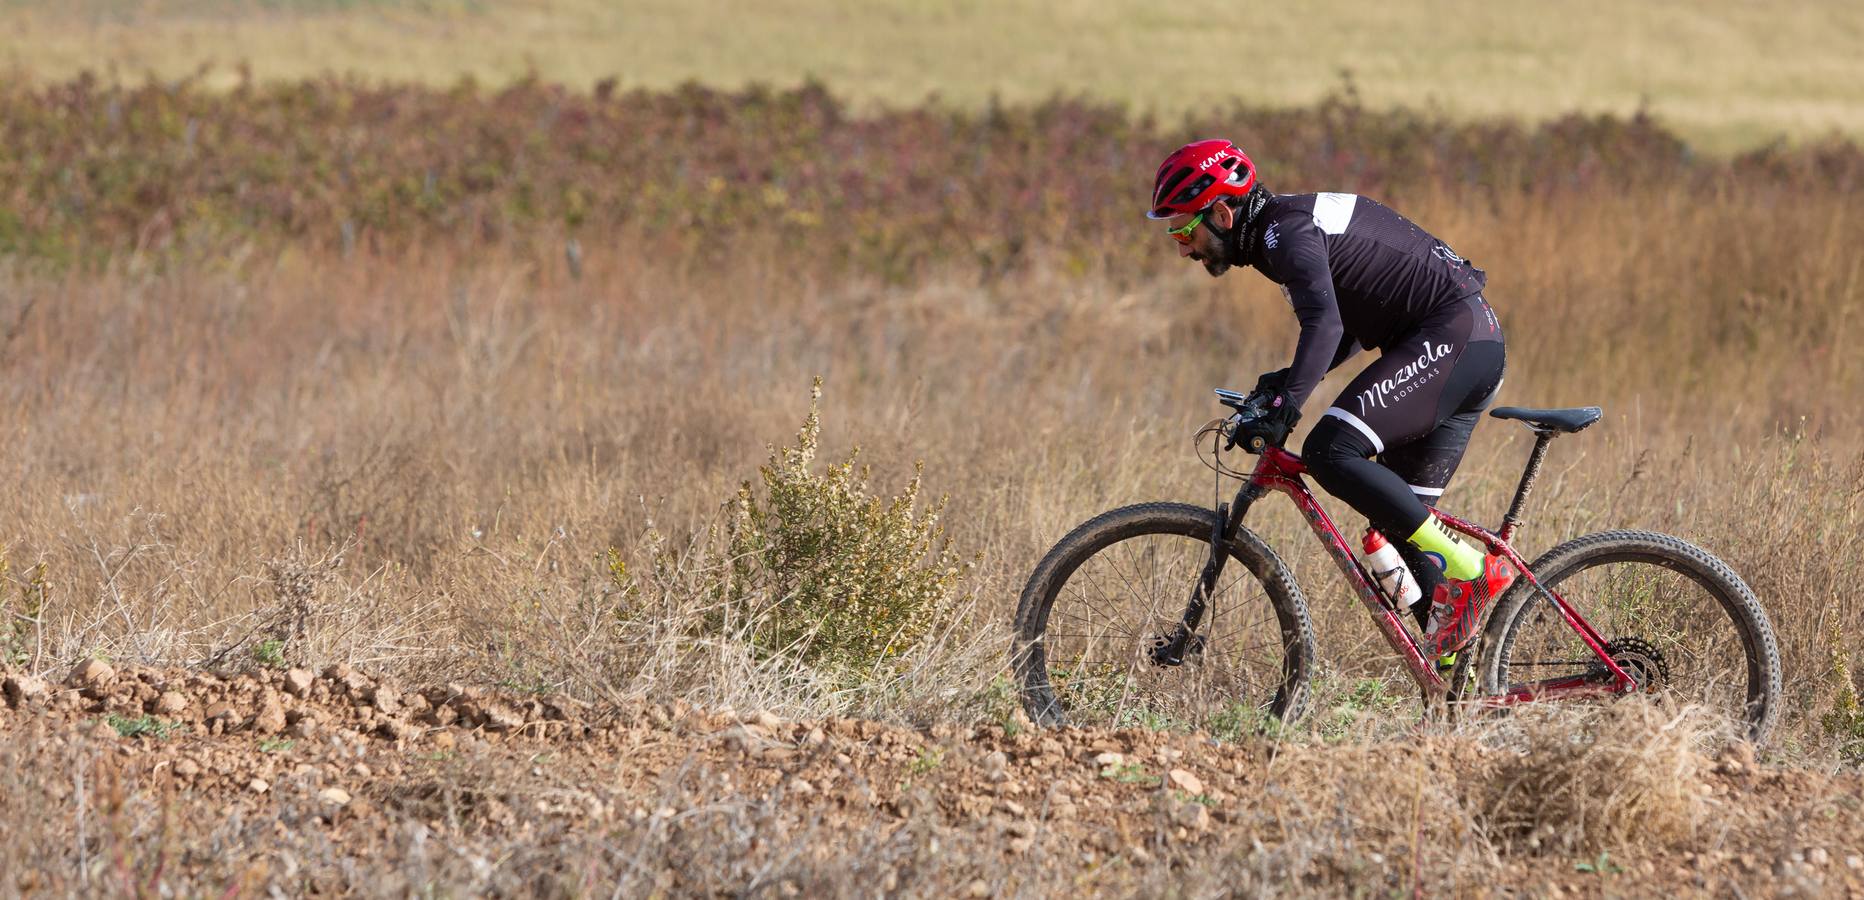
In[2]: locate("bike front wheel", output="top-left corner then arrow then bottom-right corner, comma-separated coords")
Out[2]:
1012,502 -> 1317,732
1476,530 -> 1783,743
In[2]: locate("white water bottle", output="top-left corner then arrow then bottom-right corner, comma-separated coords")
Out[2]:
1362,527 -> 1421,610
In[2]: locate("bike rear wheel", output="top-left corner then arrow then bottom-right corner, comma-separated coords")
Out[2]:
1013,502 -> 1316,731
1476,530 -> 1782,743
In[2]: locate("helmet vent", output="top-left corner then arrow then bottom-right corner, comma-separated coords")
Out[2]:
1154,166 -> 1194,206
1171,173 -> 1216,206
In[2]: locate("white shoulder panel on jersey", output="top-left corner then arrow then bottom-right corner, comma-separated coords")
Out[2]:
1312,192 -> 1358,235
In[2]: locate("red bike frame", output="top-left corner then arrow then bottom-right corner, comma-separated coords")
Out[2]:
1244,446 -> 1637,703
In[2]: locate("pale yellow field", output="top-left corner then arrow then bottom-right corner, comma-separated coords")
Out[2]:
3,0 -> 1862,152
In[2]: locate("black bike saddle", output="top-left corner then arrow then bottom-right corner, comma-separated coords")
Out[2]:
1488,406 -> 1603,433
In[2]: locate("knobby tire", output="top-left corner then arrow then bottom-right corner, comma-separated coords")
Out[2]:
1012,502 -> 1317,729
1474,529 -> 1783,743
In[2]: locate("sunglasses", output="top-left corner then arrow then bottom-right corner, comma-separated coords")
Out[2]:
1164,210 -> 1209,244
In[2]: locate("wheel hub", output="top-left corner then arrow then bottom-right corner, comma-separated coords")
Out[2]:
1149,627 -> 1206,667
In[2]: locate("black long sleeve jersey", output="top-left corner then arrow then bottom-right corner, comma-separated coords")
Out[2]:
1247,192 -> 1488,410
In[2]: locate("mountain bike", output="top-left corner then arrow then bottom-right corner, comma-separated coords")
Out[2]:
1011,389 -> 1783,742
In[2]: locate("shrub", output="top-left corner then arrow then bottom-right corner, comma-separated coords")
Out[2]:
252,638 -> 287,668
721,378 -> 973,673
0,555 -> 47,669
1820,623 -> 1864,763
105,714 -> 184,740
1480,701 -> 1710,854
1,75 -> 1856,271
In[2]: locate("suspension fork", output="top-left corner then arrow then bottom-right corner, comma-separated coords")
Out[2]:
1150,482 -> 1267,665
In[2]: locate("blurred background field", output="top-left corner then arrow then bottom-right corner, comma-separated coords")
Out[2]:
1,2 -> 1863,892
5,0 -> 1864,152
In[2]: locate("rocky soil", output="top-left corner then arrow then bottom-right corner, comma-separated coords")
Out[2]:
2,663 -> 1860,896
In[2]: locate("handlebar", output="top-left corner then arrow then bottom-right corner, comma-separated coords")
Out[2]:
1213,387 -> 1276,454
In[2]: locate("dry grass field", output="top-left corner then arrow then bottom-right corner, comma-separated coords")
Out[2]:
5,0 -> 1864,151
6,168 -> 1861,718
2,133 -> 1862,889
1,6 -> 1863,888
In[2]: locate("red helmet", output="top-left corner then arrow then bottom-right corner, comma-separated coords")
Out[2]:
1147,139 -> 1257,220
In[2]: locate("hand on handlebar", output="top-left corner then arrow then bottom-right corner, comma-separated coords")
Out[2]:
1252,368 -> 1291,397
1224,390 -> 1302,454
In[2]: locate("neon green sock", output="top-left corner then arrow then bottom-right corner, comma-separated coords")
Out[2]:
1406,515 -> 1485,581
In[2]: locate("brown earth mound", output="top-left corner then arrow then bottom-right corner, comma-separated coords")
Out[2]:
2,664 -> 1860,896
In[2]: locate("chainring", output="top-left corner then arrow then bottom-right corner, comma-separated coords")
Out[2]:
1598,636 -> 1670,692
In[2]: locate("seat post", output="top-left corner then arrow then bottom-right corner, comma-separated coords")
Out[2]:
1499,430 -> 1556,541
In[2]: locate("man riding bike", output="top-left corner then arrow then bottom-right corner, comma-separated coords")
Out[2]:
1150,138 -> 1512,659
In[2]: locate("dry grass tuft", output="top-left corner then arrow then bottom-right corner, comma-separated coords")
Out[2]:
1479,702 -> 1715,855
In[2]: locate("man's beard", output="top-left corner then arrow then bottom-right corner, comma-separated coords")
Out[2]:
1192,221 -> 1235,277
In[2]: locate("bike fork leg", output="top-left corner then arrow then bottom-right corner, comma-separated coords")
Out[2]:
1152,486 -> 1265,666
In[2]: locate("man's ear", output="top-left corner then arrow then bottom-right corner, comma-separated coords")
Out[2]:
1211,201 -> 1236,228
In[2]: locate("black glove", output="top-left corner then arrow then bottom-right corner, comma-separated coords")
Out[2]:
1232,391 -> 1301,453
1253,368 -> 1290,396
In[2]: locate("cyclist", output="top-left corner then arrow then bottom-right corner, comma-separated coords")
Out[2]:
1149,139 -> 1511,658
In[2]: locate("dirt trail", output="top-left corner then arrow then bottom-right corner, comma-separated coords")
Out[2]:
3,663 -> 1860,896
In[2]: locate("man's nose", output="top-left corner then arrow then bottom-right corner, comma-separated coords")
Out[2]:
1178,242 -> 1193,258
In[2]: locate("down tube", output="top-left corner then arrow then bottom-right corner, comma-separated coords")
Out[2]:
1265,474 -> 1446,694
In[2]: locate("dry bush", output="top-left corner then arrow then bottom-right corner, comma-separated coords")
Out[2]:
721,378 -> 973,673
585,483 -> 999,724
1476,702 -> 1715,855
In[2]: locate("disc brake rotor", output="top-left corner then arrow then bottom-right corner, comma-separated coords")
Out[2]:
1149,627 -> 1207,667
